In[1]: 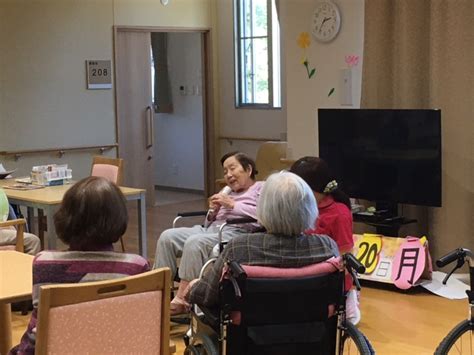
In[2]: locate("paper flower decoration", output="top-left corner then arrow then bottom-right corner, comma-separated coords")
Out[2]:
345,55 -> 360,68
297,32 -> 311,49
297,32 -> 316,79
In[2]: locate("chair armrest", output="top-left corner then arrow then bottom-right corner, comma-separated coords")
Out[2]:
0,218 -> 27,228
0,218 -> 26,252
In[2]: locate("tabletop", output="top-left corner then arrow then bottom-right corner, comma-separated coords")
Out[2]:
0,251 -> 34,303
0,179 -> 145,205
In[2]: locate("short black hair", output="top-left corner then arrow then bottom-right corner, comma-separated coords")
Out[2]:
290,156 -> 351,210
220,151 -> 258,180
54,176 -> 128,250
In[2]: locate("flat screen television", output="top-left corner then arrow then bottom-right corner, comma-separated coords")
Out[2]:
318,109 -> 442,209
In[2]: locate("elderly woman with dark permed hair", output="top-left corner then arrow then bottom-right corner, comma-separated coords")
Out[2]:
154,151 -> 264,315
186,171 -> 339,308
11,177 -> 149,355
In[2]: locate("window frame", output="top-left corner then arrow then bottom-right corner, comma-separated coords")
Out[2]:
234,0 -> 281,109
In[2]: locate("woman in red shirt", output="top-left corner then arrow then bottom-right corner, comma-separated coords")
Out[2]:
290,156 -> 360,325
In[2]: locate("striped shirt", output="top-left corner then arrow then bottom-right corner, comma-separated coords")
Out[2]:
12,249 -> 149,354
187,232 -> 339,307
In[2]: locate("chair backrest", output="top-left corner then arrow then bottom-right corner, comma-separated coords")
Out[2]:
220,258 -> 343,355
255,141 -> 288,181
35,268 -> 171,355
90,155 -> 124,185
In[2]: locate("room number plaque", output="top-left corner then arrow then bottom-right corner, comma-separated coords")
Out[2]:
86,60 -> 112,89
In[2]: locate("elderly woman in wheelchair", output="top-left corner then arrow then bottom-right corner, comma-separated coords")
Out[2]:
183,171 -> 374,354
153,152 -> 264,315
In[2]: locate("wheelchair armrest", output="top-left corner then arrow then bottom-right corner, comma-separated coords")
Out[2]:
173,211 -> 208,228
225,217 -> 257,225
177,211 -> 208,218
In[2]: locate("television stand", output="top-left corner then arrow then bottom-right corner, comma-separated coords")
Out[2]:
353,213 -> 417,237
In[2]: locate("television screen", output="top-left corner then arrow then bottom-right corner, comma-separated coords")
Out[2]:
318,109 -> 442,207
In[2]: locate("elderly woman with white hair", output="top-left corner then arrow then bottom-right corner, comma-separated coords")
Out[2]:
186,171 -> 339,307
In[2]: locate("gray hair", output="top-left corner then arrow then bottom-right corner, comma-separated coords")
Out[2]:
257,171 -> 318,235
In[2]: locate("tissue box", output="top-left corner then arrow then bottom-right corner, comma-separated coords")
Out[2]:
31,164 -> 72,186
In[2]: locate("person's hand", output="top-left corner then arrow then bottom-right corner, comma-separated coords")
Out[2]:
210,193 -> 235,209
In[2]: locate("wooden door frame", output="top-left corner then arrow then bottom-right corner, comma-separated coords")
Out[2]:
113,26 -> 215,198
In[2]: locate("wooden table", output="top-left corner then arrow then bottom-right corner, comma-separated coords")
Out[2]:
0,180 -> 148,258
0,251 -> 34,355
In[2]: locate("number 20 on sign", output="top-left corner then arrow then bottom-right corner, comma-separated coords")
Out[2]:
355,234 -> 382,274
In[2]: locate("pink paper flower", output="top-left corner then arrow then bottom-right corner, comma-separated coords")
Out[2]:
345,55 -> 360,68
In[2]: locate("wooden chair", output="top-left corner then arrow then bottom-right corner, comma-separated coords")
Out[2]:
254,141 -> 288,181
35,268 -> 173,355
90,155 -> 124,186
0,218 -> 26,252
91,155 -> 126,251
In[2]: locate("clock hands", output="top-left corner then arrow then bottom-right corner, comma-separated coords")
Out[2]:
319,16 -> 332,33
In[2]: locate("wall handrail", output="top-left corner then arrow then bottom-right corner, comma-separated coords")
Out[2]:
0,144 -> 118,161
219,136 -> 281,142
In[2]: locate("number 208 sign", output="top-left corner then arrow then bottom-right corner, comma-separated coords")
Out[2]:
86,60 -> 112,89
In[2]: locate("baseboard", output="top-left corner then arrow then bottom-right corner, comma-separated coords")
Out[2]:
154,185 -> 204,195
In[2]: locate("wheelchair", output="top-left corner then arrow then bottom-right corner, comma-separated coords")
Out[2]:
183,253 -> 375,355
170,211 -> 258,325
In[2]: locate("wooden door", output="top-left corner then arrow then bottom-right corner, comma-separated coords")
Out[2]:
115,30 -> 155,206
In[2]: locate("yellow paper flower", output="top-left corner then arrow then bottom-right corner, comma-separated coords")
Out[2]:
297,32 -> 310,49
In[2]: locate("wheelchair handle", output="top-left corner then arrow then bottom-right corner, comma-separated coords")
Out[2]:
344,253 -> 366,274
228,260 -> 247,279
436,248 -> 468,268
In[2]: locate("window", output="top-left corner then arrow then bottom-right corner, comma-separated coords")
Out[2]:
234,0 -> 281,108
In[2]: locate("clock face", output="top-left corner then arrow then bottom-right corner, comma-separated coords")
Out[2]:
311,1 -> 341,43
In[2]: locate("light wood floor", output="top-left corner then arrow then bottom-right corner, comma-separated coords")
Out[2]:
11,284 -> 466,354
10,192 -> 469,354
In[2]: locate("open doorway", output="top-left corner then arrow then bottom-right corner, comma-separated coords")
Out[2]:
114,27 -> 214,207
152,32 -> 205,204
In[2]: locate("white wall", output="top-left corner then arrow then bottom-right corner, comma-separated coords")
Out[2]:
215,0 -> 287,162
281,0 -> 365,158
154,32 -> 204,191
0,0 -> 211,179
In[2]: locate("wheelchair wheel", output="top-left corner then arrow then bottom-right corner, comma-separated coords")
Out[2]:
184,332 -> 218,355
340,322 -> 375,355
434,320 -> 473,355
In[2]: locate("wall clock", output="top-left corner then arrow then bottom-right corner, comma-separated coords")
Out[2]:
311,1 -> 341,43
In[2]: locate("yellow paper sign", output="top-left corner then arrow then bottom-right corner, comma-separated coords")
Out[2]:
355,233 -> 383,274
